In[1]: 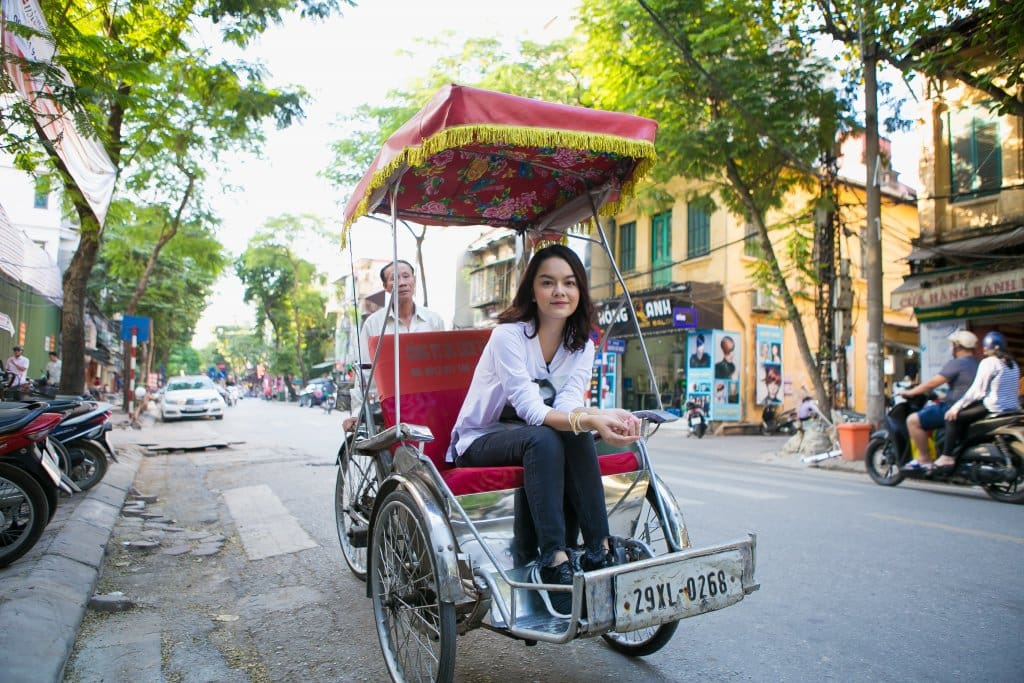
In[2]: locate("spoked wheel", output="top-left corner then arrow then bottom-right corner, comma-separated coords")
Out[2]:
865,437 -> 905,486
602,486 -> 680,656
65,441 -> 108,491
335,443 -> 381,580
984,453 -> 1024,504
0,462 -> 50,568
370,488 -> 456,683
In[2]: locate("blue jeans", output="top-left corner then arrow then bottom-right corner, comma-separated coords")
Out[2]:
457,425 -> 610,567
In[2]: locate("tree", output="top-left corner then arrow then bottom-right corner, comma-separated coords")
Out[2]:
577,0 -> 852,413
88,198 -> 227,377
0,0 -> 352,393
235,215 -> 331,394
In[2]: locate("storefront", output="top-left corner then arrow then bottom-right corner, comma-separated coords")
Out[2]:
596,282 -> 723,412
892,266 -> 1024,378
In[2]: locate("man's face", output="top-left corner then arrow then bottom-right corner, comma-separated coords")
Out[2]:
382,263 -> 416,304
13,349 -> 21,358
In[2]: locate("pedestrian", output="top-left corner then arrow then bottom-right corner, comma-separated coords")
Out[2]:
45,351 -> 62,387
447,244 -> 641,618
5,345 -> 29,389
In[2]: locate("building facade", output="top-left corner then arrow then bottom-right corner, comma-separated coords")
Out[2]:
590,135 -> 919,420
891,60 -> 1023,381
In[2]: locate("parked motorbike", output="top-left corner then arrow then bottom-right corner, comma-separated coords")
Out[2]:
686,399 -> 708,438
865,395 -> 1024,504
760,401 -> 797,435
0,403 -> 79,567
49,401 -> 116,491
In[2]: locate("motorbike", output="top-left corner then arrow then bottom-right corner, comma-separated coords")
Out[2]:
49,401 -> 116,491
865,395 -> 1024,504
686,399 -> 708,438
760,401 -> 797,435
0,403 -> 79,567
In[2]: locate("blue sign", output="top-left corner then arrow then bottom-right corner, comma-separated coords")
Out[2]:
120,315 -> 151,342
605,338 -> 626,354
673,307 -> 698,329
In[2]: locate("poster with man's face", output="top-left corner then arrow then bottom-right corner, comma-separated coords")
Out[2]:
711,330 -> 742,421
756,325 -> 783,405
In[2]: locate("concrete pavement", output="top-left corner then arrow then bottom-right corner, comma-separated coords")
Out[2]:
0,405 -> 866,682
0,411 -> 143,683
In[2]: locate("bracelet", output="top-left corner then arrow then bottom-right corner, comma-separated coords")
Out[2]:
569,407 -> 587,435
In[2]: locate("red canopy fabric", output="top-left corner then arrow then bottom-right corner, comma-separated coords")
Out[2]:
342,84 -> 658,236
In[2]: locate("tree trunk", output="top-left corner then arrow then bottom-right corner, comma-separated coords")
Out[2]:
58,202 -> 102,395
724,158 -> 831,415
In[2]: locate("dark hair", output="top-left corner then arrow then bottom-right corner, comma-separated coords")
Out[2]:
763,365 -> 781,384
497,244 -> 594,352
379,259 -> 415,286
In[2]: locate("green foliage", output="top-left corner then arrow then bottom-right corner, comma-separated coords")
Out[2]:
166,344 -> 203,377
88,198 -> 228,361
235,214 -> 332,380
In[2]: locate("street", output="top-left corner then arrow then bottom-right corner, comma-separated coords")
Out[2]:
65,399 -> 1024,682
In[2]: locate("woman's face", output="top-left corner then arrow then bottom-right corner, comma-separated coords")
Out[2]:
766,380 -> 780,399
533,256 -> 579,326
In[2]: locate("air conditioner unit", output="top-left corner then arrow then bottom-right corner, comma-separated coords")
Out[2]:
751,289 -> 774,312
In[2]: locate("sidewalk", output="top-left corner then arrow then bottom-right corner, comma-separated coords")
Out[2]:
0,410 -> 143,683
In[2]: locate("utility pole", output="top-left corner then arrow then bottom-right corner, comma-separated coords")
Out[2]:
863,36 -> 885,428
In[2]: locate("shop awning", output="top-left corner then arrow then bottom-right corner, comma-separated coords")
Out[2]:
891,266 -> 1024,310
907,226 -> 1024,262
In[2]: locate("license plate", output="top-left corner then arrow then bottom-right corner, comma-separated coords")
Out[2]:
614,550 -> 744,631
181,407 -> 205,413
38,444 -> 62,485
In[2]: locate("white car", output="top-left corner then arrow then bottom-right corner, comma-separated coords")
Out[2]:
160,375 -> 226,422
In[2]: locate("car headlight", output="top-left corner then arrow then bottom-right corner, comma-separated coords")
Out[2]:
165,397 -> 181,405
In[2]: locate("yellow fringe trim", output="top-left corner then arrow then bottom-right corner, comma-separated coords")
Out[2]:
342,124 -> 657,242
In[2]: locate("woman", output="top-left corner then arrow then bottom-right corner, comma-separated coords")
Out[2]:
448,244 -> 641,618
935,331 -> 1020,474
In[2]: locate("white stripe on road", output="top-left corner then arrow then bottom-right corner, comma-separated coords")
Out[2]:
654,462 -> 861,496
223,484 -> 318,560
868,512 -> 1024,545
657,472 -> 786,500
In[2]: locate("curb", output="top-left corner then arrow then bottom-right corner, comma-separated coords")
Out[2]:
0,446 -> 142,682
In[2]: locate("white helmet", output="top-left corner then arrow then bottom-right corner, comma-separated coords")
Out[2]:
947,330 -> 977,350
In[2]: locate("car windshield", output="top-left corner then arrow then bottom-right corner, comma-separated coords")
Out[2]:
167,378 -> 213,392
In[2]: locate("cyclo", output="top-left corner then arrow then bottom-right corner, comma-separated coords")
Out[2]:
335,84 -> 758,681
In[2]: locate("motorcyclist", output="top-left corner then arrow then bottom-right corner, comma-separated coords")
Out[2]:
898,330 -> 979,472
933,331 -> 1020,474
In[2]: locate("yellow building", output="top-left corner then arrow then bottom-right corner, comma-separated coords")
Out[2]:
891,58 -> 1023,380
590,134 -> 919,422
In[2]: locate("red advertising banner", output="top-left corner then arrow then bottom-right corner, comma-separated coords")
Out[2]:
1,0 -> 116,225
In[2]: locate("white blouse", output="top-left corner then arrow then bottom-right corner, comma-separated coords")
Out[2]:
447,321 -> 595,461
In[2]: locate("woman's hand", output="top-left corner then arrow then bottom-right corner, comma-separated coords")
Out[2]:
945,405 -> 960,421
586,410 -> 641,448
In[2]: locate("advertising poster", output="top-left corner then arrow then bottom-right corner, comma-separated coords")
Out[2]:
755,325 -> 784,406
685,331 -> 714,417
588,352 -> 617,409
920,320 -> 964,384
711,330 -> 742,421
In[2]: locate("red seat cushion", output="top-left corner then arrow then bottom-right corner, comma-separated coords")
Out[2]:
372,330 -> 640,496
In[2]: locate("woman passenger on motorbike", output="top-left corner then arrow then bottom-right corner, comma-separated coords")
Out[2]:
934,331 -> 1020,474
447,244 -> 641,618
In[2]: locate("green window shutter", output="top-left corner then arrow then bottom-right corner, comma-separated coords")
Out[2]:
687,200 -> 710,258
651,211 -> 672,286
619,221 -> 636,271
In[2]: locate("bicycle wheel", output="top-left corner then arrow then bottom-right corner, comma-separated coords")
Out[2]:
335,442 -> 380,580
370,488 -> 456,682
602,485 -> 680,656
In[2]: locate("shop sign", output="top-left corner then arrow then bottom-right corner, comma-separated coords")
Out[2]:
605,338 -> 626,353
597,295 -> 682,336
673,307 -> 698,328
892,267 -> 1024,310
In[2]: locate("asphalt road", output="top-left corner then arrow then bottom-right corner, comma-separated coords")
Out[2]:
63,399 -> 1024,682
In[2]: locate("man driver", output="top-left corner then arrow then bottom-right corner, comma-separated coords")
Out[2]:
899,330 -> 979,472
342,259 -> 445,432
